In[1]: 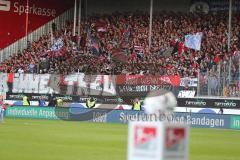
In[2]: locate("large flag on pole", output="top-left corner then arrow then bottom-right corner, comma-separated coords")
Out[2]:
184,32 -> 203,51
87,28 -> 100,56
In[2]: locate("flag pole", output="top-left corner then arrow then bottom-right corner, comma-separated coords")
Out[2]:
227,0 -> 232,52
227,0 -> 233,84
78,0 -> 82,35
85,0 -> 88,18
25,0 -> 29,37
73,0 -> 77,36
239,56 -> 240,82
148,0 -> 153,52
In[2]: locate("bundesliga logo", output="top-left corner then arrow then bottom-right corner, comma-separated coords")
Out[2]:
134,126 -> 157,151
165,128 -> 186,152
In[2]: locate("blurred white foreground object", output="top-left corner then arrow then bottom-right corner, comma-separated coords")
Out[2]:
128,122 -> 189,160
128,90 -> 188,160
144,90 -> 177,115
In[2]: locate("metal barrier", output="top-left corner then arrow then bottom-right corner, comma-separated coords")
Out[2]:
197,53 -> 240,98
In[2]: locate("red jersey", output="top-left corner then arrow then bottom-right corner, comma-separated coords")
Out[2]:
0,102 -> 6,110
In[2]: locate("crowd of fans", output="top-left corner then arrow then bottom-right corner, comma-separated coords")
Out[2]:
0,11 -> 239,96
223,83 -> 240,97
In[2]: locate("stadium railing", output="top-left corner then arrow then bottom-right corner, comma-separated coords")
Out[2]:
197,55 -> 240,98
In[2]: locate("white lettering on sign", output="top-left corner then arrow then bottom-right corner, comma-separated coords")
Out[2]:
13,74 -> 39,93
0,0 -> 10,11
39,74 -> 52,94
4,73 -> 116,95
13,2 -> 57,17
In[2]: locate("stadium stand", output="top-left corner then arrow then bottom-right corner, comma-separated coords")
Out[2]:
0,12 -> 239,96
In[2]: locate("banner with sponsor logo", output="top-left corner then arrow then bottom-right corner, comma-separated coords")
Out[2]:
6,92 -> 128,104
6,93 -> 49,101
178,98 -> 240,109
6,91 -> 240,109
0,0 -> 74,49
230,116 -> 240,129
6,107 -> 238,130
6,106 -> 69,120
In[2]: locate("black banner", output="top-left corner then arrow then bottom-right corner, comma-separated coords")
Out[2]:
6,93 -> 50,101
116,85 -> 176,96
7,93 -> 240,108
6,92 -> 137,105
178,98 -> 240,109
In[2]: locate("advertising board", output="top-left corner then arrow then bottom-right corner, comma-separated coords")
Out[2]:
230,116 -> 240,129
6,91 -> 240,110
178,98 -> 240,109
5,107 -> 239,130
6,106 -> 69,120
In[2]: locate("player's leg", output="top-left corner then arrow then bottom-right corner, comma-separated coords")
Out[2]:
0,110 -> 2,122
0,110 -> 4,123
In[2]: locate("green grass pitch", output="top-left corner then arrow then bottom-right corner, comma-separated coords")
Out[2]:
0,119 -> 239,160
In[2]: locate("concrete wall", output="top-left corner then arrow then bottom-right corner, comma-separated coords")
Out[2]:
85,0 -> 191,14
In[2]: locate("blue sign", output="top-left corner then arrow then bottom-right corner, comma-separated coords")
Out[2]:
68,109 -> 230,129
6,107 -> 236,130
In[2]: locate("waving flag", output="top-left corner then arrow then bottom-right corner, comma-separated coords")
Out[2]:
48,38 -> 64,51
184,32 -> 203,51
87,28 -> 100,56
